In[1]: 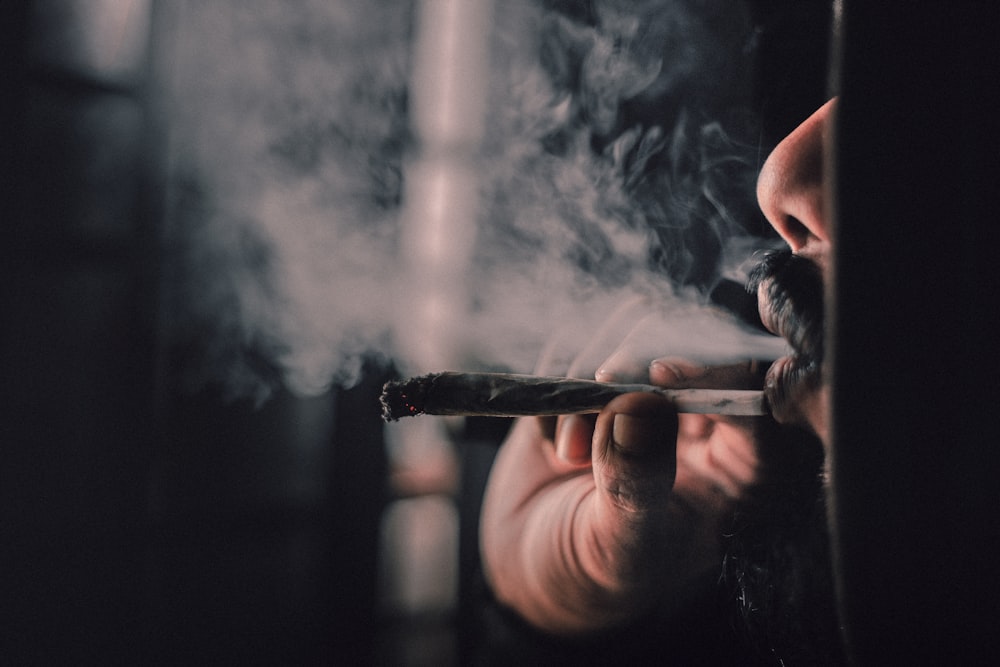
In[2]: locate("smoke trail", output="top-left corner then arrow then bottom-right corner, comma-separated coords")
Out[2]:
157,0 -> 786,404
159,0 -> 412,403
460,0 -> 783,372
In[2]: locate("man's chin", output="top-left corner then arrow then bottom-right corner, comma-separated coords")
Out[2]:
765,355 -> 828,443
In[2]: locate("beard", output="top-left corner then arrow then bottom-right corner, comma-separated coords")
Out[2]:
718,421 -> 845,665
716,249 -> 843,664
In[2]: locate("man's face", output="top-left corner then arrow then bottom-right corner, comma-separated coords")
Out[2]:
752,98 -> 836,444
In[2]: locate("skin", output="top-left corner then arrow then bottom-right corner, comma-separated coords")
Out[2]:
480,99 -> 836,635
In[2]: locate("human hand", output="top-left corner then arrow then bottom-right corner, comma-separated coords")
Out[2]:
480,301 -> 768,635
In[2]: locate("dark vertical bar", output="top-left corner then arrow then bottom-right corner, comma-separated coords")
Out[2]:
831,3 -> 1000,663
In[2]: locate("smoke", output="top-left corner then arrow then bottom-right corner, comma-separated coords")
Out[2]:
157,0 -> 787,404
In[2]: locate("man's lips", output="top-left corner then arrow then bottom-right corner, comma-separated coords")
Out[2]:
749,250 -> 825,425
763,354 -> 821,424
757,285 -> 803,420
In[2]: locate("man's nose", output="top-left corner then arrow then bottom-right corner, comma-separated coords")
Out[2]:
756,98 -> 836,252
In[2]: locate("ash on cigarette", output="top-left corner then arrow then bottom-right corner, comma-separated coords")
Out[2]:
380,375 -> 432,422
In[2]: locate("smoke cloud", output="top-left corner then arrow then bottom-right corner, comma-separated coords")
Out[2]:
157,0 -> 787,404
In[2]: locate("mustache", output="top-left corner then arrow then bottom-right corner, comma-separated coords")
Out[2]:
747,249 -> 825,365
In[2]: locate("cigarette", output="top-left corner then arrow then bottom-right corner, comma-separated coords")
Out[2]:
380,371 -> 767,421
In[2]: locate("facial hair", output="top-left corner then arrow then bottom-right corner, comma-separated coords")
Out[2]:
718,421 -> 845,665
717,249 -> 843,663
747,249 -> 825,422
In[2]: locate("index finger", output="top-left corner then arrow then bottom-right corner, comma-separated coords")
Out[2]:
648,357 -> 768,390
592,305 -> 786,385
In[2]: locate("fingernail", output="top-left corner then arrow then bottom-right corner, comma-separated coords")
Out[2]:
649,360 -> 685,384
650,359 -> 705,385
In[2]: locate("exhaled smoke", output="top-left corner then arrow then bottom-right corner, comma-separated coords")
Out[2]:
158,0 -> 786,405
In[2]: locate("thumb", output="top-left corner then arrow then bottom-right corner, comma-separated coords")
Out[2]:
592,393 -> 678,517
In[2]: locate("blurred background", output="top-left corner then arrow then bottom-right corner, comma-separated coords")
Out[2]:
1,1 -> 834,664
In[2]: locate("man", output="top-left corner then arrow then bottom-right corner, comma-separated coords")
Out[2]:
478,98 -> 841,663
478,0 -> 1000,661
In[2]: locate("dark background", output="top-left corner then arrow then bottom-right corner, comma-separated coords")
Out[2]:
1,2 -> 385,663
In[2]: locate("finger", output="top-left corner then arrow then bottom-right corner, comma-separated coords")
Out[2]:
554,413 -> 597,465
649,357 -> 768,390
567,296 -> 650,379
596,307 -> 684,380
594,300 -> 788,383
537,415 -> 558,442
533,333 -> 581,449
593,312 -> 665,384
534,297 -> 649,378
675,418 -> 761,499
712,421 -> 761,482
593,310 -> 765,384
591,393 -> 678,516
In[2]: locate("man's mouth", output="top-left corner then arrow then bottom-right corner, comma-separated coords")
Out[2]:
747,249 -> 825,424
